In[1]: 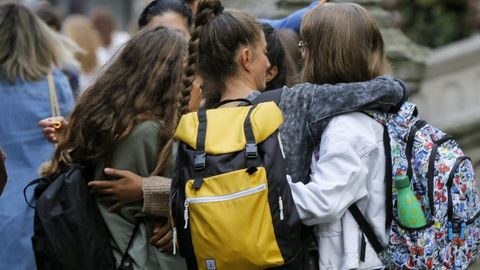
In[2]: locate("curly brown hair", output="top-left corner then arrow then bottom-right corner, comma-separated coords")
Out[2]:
45,26 -> 188,176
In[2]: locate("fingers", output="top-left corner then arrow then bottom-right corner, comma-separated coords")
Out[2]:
39,117 -> 65,143
151,222 -> 170,243
152,229 -> 173,251
103,168 -> 135,179
38,117 -> 66,128
89,180 -> 116,189
318,0 -> 328,5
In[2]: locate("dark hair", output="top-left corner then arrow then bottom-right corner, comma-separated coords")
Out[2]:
45,27 -> 188,176
34,3 -> 62,32
262,23 -> 287,91
138,0 -> 193,29
178,0 -> 262,115
277,28 -> 301,86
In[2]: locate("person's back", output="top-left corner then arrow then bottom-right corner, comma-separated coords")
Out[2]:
287,3 -> 391,269
0,3 -> 75,269
43,26 -> 188,270
292,112 -> 386,269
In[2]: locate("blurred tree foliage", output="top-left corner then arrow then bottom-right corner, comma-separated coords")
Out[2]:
394,0 -> 479,48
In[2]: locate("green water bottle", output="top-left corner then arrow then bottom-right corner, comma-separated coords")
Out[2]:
395,175 -> 427,228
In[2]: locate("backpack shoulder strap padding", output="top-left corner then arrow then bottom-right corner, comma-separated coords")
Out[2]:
174,102 -> 283,154
252,88 -> 282,105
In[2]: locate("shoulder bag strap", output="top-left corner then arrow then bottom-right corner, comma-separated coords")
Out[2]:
117,220 -> 142,270
47,71 -> 61,117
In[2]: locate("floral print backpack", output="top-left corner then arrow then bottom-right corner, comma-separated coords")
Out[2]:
350,102 -> 480,269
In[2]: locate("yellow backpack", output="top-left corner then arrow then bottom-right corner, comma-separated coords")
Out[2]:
171,99 -> 305,270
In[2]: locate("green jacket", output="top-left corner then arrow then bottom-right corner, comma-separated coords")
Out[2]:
95,121 -> 186,270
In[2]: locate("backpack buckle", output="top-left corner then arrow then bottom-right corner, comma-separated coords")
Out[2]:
246,143 -> 257,158
194,152 -> 206,170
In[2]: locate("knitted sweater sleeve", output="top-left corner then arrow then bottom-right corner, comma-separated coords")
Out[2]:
142,175 -> 172,216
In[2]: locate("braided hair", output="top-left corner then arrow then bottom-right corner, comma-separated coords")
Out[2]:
177,0 -> 263,117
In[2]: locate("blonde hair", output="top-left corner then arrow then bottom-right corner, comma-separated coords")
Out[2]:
63,15 -> 102,73
300,2 -> 388,84
0,3 -> 77,82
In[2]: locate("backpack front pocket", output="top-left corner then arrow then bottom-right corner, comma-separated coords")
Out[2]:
184,167 -> 284,270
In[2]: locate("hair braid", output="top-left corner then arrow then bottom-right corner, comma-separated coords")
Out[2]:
177,0 -> 223,121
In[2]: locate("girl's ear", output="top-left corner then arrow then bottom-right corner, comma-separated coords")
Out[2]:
239,47 -> 254,73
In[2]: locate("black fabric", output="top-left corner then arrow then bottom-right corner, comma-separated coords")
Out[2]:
360,234 -> 367,262
244,105 -> 258,170
252,88 -> 282,104
25,165 -> 140,270
255,88 -> 318,270
27,166 -> 116,270
427,143 -> 439,217
406,120 -> 427,179
194,110 -> 207,171
382,126 -> 393,231
446,156 -> 470,222
348,204 -> 385,255
213,98 -> 252,108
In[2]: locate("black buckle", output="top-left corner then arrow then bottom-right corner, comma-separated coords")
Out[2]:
246,143 -> 257,159
194,152 -> 206,170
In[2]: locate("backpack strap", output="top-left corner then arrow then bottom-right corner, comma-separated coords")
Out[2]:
117,220 -> 141,270
244,105 -> 259,172
252,88 -> 282,104
213,98 -> 253,108
348,204 -> 385,256
192,110 -> 207,189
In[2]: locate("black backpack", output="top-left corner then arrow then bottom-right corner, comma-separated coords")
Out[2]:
25,165 -> 139,270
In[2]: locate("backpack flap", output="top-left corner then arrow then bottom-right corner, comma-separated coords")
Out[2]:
174,101 -> 283,154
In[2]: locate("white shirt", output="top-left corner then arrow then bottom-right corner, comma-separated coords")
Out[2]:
288,112 -> 387,270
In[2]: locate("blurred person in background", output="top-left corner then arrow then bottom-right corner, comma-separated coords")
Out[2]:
34,1 -> 81,95
138,0 -> 193,38
0,3 -> 75,269
138,0 -> 201,110
63,14 -> 103,95
43,26 -> 188,270
277,28 -> 301,85
90,7 -> 130,65
262,23 -> 289,91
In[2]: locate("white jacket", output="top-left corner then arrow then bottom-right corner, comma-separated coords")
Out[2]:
288,112 -> 387,270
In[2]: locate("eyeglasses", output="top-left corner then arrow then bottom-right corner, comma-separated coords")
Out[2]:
298,40 -> 308,57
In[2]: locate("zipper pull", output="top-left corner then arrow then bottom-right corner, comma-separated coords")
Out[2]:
448,221 -> 453,241
460,222 -> 466,240
184,200 -> 190,229
172,227 -> 178,255
278,195 -> 284,221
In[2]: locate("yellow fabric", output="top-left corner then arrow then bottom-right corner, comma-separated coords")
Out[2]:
174,102 -> 283,155
185,168 -> 284,269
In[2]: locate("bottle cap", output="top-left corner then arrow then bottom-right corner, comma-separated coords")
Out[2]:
394,175 -> 410,189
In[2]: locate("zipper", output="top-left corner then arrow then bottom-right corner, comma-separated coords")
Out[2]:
172,227 -> 177,255
277,187 -> 284,221
183,183 -> 267,229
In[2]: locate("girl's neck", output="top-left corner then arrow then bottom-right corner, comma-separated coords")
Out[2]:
221,76 -> 256,106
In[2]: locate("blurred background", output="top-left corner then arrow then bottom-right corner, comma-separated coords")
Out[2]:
9,0 -> 480,175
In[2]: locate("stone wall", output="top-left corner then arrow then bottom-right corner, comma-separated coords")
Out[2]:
410,34 -> 480,175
